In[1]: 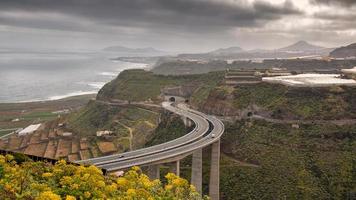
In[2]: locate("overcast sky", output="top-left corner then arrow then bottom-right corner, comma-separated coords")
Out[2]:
0,0 -> 355,52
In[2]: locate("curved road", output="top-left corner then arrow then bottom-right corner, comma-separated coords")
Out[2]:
76,102 -> 224,172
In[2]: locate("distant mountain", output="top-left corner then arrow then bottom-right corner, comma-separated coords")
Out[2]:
330,43 -> 356,58
102,45 -> 168,56
176,41 -> 334,60
209,46 -> 244,55
277,41 -> 326,52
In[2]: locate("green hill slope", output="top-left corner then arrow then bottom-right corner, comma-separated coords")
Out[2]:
97,69 -> 223,102
196,83 -> 356,120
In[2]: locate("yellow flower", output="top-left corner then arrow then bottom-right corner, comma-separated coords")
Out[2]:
71,183 -> 79,190
4,183 -> 15,193
84,191 -> 91,198
36,191 -> 61,200
97,180 -> 106,188
65,195 -> 76,200
87,165 -> 103,175
42,172 -> 53,178
131,166 -> 140,172
60,176 -> 73,185
172,178 -> 183,187
53,168 -> 63,175
5,154 -> 14,162
57,160 -> 66,165
165,184 -> 173,190
0,155 -> 5,163
165,173 -> 176,180
171,176 -> 188,187
190,184 -> 196,192
117,177 -> 128,186
106,183 -> 118,193
127,188 -> 136,196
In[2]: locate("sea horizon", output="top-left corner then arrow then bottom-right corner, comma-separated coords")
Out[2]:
0,51 -> 147,103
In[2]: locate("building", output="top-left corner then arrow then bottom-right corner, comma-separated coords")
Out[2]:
62,132 -> 73,137
224,69 -> 262,85
18,124 -> 42,136
96,130 -> 113,137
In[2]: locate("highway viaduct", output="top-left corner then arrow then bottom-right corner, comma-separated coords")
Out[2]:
76,102 -> 224,200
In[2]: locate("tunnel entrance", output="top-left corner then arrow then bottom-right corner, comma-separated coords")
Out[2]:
169,96 -> 176,102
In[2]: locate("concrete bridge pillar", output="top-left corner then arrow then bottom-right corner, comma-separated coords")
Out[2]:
182,117 -> 193,127
169,160 -> 180,176
147,164 -> 160,180
209,140 -> 220,200
191,148 -> 203,194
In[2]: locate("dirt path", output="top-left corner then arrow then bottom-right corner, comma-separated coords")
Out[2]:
136,107 -> 159,115
252,115 -> 356,126
96,99 -> 161,108
115,121 -> 133,151
223,154 -> 260,168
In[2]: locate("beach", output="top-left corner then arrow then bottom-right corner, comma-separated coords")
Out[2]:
0,51 -> 147,103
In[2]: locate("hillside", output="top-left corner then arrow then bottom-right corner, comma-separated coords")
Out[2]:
96,69 -> 356,198
151,59 -> 356,76
193,83 -> 356,120
218,119 -> 356,199
176,41 -> 333,60
97,69 -> 224,102
209,46 -> 244,55
277,40 -> 326,52
66,100 -> 160,151
11,69 -> 354,199
191,82 -> 356,199
330,43 -> 356,58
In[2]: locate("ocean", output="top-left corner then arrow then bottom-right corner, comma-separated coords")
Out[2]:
0,51 -> 147,103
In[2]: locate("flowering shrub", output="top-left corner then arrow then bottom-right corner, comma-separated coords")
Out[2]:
0,155 -> 207,199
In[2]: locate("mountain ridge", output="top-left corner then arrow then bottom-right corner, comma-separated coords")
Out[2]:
208,46 -> 244,55
330,42 -> 356,58
277,40 -> 327,52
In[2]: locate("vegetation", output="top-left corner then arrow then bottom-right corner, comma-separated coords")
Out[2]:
0,154 -> 206,199
65,101 -> 160,153
151,59 -> 356,75
152,60 -> 232,75
218,119 -> 356,199
145,112 -> 190,147
0,94 -> 93,136
199,83 -> 356,120
3,69 -> 355,199
97,69 -> 223,102
66,101 -> 158,138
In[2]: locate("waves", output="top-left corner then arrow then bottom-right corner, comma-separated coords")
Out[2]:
0,53 -> 149,102
48,91 -> 97,101
99,72 -> 117,76
87,82 -> 106,89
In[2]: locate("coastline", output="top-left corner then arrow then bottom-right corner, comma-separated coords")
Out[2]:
0,55 -> 149,103
0,94 -> 96,136
0,93 -> 96,106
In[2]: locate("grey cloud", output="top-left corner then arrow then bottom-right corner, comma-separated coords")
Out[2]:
0,0 -> 302,32
310,0 -> 356,6
314,12 -> 356,22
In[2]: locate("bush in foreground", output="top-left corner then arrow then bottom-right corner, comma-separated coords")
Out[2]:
0,155 -> 206,200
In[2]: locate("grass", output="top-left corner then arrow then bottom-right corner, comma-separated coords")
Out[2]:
145,112 -> 189,147
0,94 -> 93,134
217,119 -> 356,199
200,83 -> 356,120
0,129 -> 14,137
66,101 -> 160,151
97,69 -> 224,102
